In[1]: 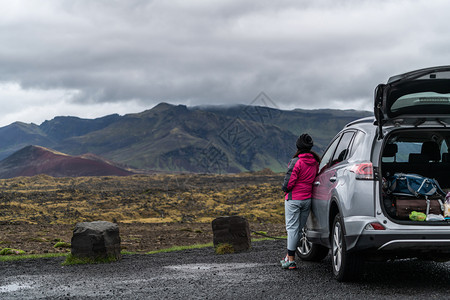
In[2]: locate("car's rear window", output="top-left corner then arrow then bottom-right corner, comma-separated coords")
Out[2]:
386,71 -> 450,117
391,92 -> 450,113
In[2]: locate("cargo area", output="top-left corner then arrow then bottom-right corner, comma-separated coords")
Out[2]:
380,129 -> 450,222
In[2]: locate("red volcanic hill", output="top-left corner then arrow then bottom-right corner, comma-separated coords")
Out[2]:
0,145 -> 134,179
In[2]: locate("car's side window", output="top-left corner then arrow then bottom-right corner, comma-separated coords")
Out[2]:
319,135 -> 341,172
348,131 -> 365,159
330,131 -> 355,166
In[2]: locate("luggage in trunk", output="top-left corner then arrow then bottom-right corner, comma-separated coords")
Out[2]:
388,173 -> 445,198
384,173 -> 446,220
395,197 -> 443,219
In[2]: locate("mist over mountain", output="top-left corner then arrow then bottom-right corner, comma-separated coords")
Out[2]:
0,103 -> 372,175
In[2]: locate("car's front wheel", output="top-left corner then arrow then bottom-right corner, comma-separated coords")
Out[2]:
297,227 -> 329,261
332,214 -> 363,282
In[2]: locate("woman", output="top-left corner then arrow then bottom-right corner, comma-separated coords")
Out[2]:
280,133 -> 320,269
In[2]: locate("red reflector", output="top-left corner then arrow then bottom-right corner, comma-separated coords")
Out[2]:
370,222 -> 385,230
350,163 -> 373,180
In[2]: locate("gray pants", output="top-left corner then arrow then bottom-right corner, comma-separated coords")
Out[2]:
285,199 -> 311,253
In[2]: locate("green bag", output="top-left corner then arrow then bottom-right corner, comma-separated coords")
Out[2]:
409,211 -> 426,221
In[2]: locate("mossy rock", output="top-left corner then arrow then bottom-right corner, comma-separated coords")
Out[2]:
0,248 -> 25,255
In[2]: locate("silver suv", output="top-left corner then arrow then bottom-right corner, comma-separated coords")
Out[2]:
297,66 -> 450,281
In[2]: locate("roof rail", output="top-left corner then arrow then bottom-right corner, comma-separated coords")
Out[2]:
345,116 -> 375,128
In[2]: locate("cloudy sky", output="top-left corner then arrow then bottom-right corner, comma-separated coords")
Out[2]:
1,0 -> 450,126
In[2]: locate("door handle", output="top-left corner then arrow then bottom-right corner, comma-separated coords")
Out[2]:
314,181 -> 320,186
329,176 -> 337,182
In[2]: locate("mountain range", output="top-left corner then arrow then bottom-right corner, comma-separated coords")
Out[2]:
0,103 -> 372,177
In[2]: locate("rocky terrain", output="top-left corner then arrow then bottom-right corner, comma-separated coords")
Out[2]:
0,172 -> 286,254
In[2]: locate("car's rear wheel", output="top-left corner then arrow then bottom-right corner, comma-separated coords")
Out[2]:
297,227 -> 329,261
332,214 -> 363,282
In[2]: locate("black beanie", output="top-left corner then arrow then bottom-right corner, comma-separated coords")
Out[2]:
296,133 -> 313,150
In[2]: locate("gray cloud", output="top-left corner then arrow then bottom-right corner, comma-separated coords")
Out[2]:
1,0 -> 450,125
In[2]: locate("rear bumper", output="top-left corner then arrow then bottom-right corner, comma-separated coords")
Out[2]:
343,215 -> 450,254
348,233 -> 450,255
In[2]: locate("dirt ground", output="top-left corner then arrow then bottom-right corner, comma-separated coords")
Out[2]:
0,222 -> 286,254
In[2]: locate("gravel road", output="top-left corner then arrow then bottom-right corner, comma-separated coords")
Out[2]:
1,239 -> 450,299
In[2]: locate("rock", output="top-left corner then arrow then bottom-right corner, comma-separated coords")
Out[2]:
71,221 -> 121,260
212,216 -> 251,252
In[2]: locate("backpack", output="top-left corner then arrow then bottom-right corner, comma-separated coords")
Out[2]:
388,173 -> 446,198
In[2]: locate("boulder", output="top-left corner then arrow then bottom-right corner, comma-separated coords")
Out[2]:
71,221 -> 121,260
212,216 -> 251,252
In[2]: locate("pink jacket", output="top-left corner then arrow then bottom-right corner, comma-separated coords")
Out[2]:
282,153 -> 319,200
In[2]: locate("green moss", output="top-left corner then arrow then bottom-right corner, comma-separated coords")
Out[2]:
0,248 -> 25,255
62,254 -> 120,265
214,243 -> 235,255
54,242 -> 71,248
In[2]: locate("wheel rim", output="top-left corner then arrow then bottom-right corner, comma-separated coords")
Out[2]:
332,222 -> 342,272
298,227 -> 312,255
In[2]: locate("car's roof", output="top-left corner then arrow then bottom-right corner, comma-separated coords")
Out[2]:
345,116 -> 375,129
339,116 -> 378,142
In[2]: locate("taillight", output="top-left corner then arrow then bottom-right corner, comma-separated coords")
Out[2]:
350,163 -> 373,180
364,222 -> 386,230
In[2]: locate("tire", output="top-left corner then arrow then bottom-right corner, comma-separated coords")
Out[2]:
297,227 -> 329,262
331,214 -> 363,282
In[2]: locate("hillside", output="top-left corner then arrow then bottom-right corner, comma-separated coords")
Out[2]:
0,103 -> 373,173
0,145 -> 133,178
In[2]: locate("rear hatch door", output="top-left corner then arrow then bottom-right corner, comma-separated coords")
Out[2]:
375,66 -> 450,130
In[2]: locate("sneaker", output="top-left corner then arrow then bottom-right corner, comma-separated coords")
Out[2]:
280,254 -> 288,265
281,260 -> 297,270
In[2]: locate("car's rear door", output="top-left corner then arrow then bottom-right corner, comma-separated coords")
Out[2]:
375,66 -> 450,134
